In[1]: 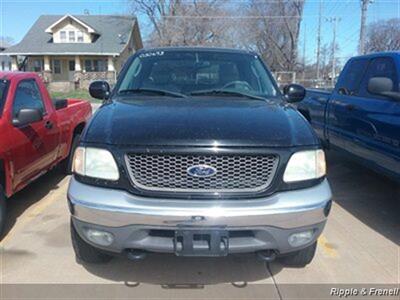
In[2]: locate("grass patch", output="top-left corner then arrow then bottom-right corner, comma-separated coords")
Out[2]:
50,89 -> 102,103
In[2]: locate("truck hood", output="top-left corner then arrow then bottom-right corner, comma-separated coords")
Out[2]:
84,97 -> 318,147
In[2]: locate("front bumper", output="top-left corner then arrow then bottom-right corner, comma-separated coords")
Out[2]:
68,177 -> 332,254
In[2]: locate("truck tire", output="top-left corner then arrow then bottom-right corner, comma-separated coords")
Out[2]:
0,185 -> 6,238
63,134 -> 80,175
70,221 -> 112,264
279,242 -> 317,267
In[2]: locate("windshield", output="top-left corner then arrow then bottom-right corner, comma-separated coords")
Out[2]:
0,80 -> 8,117
117,50 -> 279,99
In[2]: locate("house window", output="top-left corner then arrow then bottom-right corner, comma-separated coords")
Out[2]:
94,59 -> 107,72
77,31 -> 84,42
60,31 -> 66,42
69,60 -> 75,71
53,59 -> 61,74
1,62 -> 4,71
84,59 -> 107,72
69,31 -> 75,42
84,60 -> 93,72
32,59 -> 43,72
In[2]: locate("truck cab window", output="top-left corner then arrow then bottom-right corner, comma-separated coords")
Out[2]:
118,51 -> 278,98
336,59 -> 368,95
359,57 -> 398,98
12,80 -> 45,118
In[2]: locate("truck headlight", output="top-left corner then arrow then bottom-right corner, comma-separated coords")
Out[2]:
73,147 -> 119,181
283,149 -> 326,183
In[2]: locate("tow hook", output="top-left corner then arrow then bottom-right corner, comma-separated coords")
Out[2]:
256,250 -> 277,262
126,249 -> 147,261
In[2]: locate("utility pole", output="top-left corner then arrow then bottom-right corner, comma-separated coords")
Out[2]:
359,0 -> 372,55
326,17 -> 340,86
303,23 -> 306,80
316,0 -> 322,81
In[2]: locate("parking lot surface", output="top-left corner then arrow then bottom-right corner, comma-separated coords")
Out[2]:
0,151 -> 399,299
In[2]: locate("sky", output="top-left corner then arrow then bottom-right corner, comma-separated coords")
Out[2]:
0,0 -> 399,66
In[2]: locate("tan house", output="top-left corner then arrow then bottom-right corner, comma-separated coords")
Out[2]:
1,14 -> 143,91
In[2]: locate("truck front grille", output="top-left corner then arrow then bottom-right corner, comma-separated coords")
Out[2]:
125,154 -> 279,193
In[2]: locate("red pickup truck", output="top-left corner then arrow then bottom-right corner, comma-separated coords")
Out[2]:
0,72 -> 92,234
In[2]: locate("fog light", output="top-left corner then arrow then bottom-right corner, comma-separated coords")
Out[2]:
288,230 -> 314,247
85,229 -> 114,246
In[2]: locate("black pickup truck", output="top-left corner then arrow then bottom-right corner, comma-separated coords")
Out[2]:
67,47 -> 332,267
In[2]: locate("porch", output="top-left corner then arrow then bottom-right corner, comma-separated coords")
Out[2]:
19,55 -> 117,92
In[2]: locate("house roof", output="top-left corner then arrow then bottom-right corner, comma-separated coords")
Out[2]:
2,15 -> 140,56
0,47 -> 11,63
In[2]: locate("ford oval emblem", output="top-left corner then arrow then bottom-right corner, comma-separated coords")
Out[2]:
187,165 -> 217,177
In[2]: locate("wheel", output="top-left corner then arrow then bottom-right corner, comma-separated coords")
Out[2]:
0,185 -> 6,238
70,220 -> 112,264
279,242 -> 317,267
62,134 -> 80,175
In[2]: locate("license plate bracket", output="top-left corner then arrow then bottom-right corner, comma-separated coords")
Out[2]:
174,228 -> 229,257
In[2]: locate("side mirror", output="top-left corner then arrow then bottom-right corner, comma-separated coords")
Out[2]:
283,84 -> 306,103
52,98 -> 68,110
12,108 -> 43,127
89,81 -> 110,100
368,77 -> 393,94
338,87 -> 350,95
368,77 -> 400,101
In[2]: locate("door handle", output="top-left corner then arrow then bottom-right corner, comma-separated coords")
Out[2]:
345,104 -> 356,111
45,120 -> 53,129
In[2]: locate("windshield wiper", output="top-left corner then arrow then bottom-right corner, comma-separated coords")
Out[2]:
118,88 -> 187,98
190,89 -> 266,100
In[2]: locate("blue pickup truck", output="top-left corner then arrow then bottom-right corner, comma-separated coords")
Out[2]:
297,52 -> 400,182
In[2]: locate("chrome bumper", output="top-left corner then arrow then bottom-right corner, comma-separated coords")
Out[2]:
67,177 -> 332,229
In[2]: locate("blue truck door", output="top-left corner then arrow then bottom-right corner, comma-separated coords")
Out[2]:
349,56 -> 400,178
326,58 -> 369,152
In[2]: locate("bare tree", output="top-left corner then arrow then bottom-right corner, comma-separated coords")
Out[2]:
365,18 -> 400,53
129,0 -> 305,72
129,0 -> 235,47
238,0 -> 305,72
317,42 -> 340,80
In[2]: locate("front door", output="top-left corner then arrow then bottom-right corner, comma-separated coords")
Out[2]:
52,59 -> 69,82
327,58 -> 369,152
68,60 -> 75,81
8,78 -> 59,190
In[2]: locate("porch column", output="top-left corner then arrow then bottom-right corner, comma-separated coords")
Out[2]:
107,56 -> 115,72
44,55 -> 51,71
11,56 -> 18,71
75,55 -> 81,71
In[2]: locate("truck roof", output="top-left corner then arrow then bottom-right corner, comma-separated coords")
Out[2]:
139,46 -> 258,56
350,51 -> 400,60
0,71 -> 39,81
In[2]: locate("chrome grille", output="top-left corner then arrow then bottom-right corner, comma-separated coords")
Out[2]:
125,154 -> 279,193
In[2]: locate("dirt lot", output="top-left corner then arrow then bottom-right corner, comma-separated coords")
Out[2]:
0,151 -> 399,299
